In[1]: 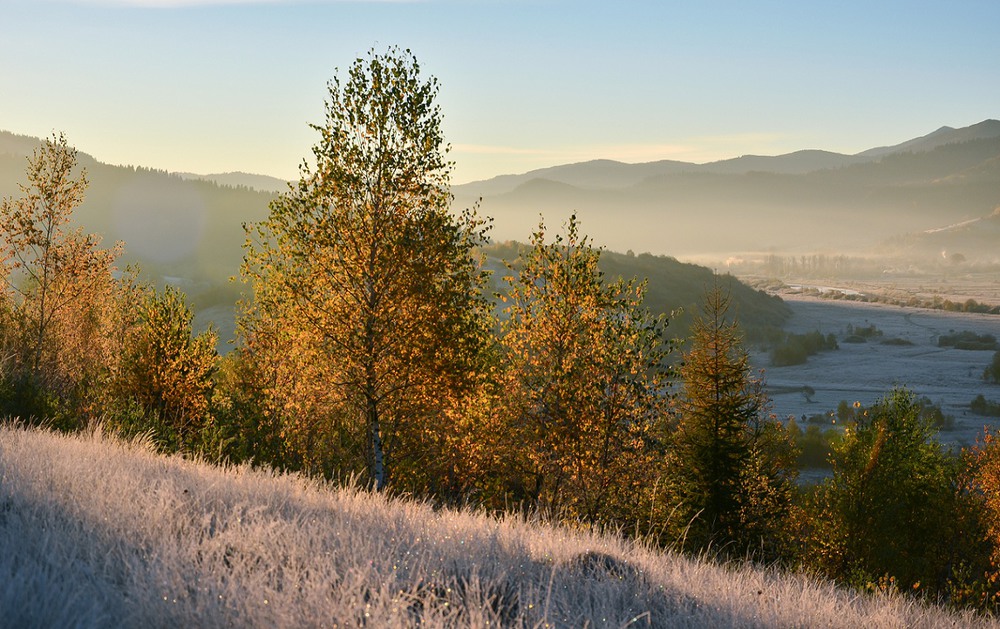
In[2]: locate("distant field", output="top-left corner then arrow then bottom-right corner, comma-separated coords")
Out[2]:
1,425 -> 988,628
755,295 -> 1000,447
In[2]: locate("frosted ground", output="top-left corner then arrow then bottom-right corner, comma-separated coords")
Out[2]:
754,295 -> 1000,447
2,425 -> 991,628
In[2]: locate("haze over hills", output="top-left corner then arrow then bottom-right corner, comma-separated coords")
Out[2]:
455,119 -> 1000,260
5,121 -> 999,280
0,131 -> 276,288
2,121 -> 999,339
0,129 -> 792,342
458,120 -> 1000,192
884,206 -> 1000,261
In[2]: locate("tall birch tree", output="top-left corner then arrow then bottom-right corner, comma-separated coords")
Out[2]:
241,48 -> 490,491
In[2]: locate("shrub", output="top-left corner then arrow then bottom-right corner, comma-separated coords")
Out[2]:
846,323 -> 882,340
939,331 -> 998,351
770,330 -> 837,366
971,395 -> 1000,418
794,424 -> 839,469
801,389 -> 963,593
985,351 -> 1000,384
880,338 -> 914,346
771,342 -> 809,366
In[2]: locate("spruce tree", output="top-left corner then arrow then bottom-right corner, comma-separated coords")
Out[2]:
671,282 -> 795,559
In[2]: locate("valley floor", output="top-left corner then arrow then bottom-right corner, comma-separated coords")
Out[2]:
753,294 -> 1000,448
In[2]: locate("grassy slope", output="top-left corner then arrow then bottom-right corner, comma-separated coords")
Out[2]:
1,425 -> 989,628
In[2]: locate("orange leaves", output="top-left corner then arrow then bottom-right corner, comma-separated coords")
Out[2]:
236,49 -> 491,491
0,133 -> 129,423
494,213 -> 673,523
970,431 -> 1000,572
112,285 -> 218,446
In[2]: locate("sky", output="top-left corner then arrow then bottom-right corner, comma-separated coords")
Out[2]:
2,0 -> 998,184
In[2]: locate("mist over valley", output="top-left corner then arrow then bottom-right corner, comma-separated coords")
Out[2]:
2,121 -> 999,441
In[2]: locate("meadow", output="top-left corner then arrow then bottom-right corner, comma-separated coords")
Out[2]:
1,423 -> 990,628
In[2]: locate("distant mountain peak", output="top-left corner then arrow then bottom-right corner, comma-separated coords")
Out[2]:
857,119 -> 1000,158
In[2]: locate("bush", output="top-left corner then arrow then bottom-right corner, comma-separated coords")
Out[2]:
939,331 -> 998,351
801,389 -> 963,594
792,423 -> 839,469
771,342 -> 808,366
880,338 -> 914,346
770,330 -> 837,366
985,350 -> 1000,384
846,323 -> 882,340
916,396 -> 953,430
971,394 -> 1000,418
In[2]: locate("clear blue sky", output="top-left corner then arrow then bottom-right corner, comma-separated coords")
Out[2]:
2,0 -> 998,183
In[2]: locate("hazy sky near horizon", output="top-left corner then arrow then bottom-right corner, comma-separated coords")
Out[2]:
2,0 -> 998,184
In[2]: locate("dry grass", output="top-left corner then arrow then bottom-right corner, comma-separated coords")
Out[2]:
0,423 -> 991,628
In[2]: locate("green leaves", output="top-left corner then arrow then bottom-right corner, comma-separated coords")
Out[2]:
810,388 -> 962,591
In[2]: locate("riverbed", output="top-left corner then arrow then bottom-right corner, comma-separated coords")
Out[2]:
752,295 -> 1000,447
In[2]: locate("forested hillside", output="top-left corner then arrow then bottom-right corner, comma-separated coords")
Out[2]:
485,241 -> 789,337
0,131 -> 275,287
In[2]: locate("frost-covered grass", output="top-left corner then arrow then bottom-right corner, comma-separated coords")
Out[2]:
0,423 -> 991,628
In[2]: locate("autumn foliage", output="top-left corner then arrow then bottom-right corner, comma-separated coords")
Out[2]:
485,215 -> 673,525
0,134 -> 217,450
6,51 -> 1000,617
239,48 -> 492,492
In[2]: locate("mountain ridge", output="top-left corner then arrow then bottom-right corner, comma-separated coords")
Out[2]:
452,121 -> 1000,259
3,120 -> 998,276
456,119 -> 1000,195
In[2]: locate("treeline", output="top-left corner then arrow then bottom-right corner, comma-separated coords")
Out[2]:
787,285 -> 1000,315
770,330 -> 839,366
5,49 -> 1000,615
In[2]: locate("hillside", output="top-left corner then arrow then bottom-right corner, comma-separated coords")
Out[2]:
485,242 -> 790,336
454,120 -> 1000,259
175,171 -> 290,194
883,207 -> 1000,262
0,131 -> 275,290
1,423 -> 986,628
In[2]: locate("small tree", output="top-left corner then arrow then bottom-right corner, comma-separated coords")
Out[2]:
808,388 -> 962,592
111,286 -> 218,451
670,282 -> 796,559
241,48 -> 491,491
0,133 -> 121,422
495,214 -> 674,524
986,350 -> 1000,384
